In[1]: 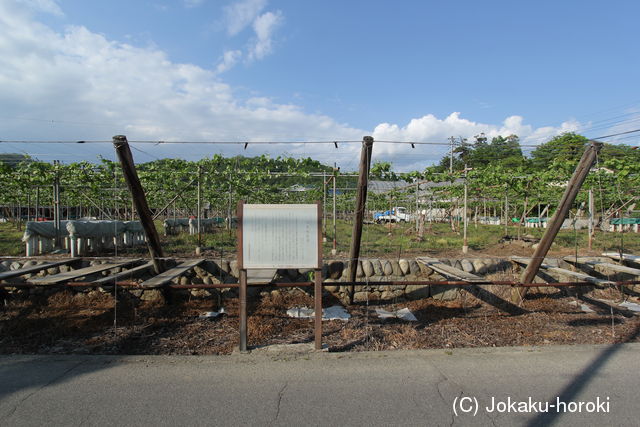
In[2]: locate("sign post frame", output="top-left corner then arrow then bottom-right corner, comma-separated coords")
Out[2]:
237,201 -> 323,352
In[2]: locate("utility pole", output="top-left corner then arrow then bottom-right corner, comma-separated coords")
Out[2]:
463,165 -> 468,254
517,141 -> 603,301
504,188 -> 509,236
448,136 -> 456,174
332,163 -> 337,256
35,186 -> 40,221
415,179 -> 419,232
588,188 -> 594,250
323,171 -> 327,241
113,135 -> 165,274
348,136 -> 374,303
197,165 -> 202,250
53,160 -> 61,248
226,172 -> 232,232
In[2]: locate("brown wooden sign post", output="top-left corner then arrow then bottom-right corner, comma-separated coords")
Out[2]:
237,201 -> 323,352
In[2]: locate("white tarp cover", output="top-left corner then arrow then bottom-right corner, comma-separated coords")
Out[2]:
66,220 -> 143,238
164,218 -> 190,227
189,218 -> 220,226
22,220 -> 144,241
22,221 -> 70,240
375,307 -> 418,321
286,305 -> 351,321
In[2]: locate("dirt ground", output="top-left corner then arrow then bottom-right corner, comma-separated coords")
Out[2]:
1,285 -> 639,355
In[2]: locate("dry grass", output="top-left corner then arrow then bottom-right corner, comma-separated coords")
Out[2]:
1,286 -> 639,355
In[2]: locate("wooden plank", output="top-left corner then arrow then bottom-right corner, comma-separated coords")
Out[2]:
0,259 -> 75,282
416,257 -> 488,283
140,259 -> 205,288
512,257 -> 613,285
90,261 -> 154,286
602,252 -> 640,264
564,256 -> 640,276
28,259 -> 139,285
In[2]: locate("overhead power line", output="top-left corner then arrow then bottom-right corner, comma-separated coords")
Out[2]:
591,128 -> 640,140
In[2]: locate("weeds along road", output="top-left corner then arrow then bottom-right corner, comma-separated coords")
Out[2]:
1,344 -> 638,426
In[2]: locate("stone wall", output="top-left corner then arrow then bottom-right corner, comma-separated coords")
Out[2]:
3,256 -> 638,304
1,257 -> 512,303
319,258 -> 514,303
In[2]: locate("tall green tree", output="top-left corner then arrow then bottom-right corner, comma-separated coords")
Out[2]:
530,132 -> 589,170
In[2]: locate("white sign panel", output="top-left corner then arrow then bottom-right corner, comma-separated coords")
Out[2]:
242,204 -> 319,269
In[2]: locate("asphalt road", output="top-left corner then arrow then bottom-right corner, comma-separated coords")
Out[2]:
1,343 -> 638,426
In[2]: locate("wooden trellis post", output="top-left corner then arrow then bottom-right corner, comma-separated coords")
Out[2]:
516,141 -> 603,303
113,135 -> 165,274
348,136 -> 373,304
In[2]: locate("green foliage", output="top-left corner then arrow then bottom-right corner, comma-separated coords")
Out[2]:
370,161 -> 397,181
530,132 -> 589,169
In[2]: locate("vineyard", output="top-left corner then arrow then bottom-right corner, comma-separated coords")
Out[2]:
1,132 -> 639,257
1,132 -> 640,355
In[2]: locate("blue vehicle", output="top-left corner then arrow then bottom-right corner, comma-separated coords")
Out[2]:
373,207 -> 412,223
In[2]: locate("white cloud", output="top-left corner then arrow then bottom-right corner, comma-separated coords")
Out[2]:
224,0 -> 267,36
16,0 -> 62,16
221,0 -> 283,64
372,112 -> 576,145
524,120 -> 580,145
248,10 -> 283,60
371,113 -> 580,167
0,1 -> 589,171
0,1 -> 362,163
216,49 -> 242,74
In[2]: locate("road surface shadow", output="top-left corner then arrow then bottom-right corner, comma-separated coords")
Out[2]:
527,322 -> 640,426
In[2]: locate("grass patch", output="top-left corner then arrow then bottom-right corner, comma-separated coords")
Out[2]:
1,218 -> 640,258
0,221 -> 26,256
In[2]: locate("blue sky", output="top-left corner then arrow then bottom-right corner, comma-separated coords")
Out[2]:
1,0 -> 639,170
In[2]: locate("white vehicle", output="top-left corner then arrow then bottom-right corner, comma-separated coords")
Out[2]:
373,207 -> 412,223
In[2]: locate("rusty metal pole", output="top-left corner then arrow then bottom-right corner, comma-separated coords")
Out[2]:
348,137 -> 373,304
112,135 -> 165,274
315,202 -> 323,350
237,200 -> 247,353
517,141 -> 602,303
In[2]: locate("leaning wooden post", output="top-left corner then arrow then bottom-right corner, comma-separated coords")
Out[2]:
348,136 -> 374,304
112,135 -> 165,274
516,141 -> 602,303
